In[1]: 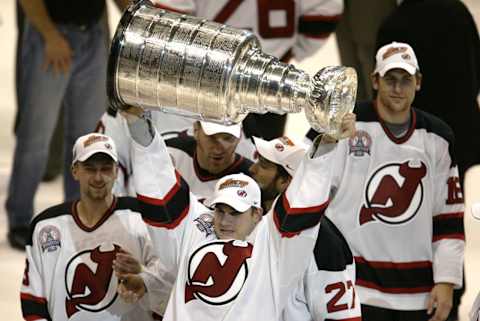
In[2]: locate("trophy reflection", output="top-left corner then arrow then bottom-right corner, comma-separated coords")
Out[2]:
107,0 -> 357,135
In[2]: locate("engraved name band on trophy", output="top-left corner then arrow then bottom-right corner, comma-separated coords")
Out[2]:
107,0 -> 357,134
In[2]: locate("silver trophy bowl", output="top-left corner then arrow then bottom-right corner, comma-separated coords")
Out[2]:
107,0 -> 357,133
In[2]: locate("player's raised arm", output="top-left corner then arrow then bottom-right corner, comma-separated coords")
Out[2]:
265,113 -> 356,304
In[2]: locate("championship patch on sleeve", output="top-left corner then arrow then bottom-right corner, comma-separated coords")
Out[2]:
38,225 -> 62,252
194,213 -> 214,237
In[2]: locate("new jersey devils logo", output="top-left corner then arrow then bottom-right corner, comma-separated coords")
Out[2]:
359,160 -> 426,225
65,244 -> 121,318
185,240 -> 253,305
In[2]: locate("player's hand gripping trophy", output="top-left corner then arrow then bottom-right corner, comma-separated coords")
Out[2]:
107,0 -> 357,137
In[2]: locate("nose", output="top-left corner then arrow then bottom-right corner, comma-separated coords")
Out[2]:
212,138 -> 228,151
219,212 -> 233,226
393,81 -> 402,93
93,169 -> 103,181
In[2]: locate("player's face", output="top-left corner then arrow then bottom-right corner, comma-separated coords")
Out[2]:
213,204 -> 262,240
72,154 -> 118,201
249,156 -> 284,200
194,124 -> 240,174
372,69 -> 421,123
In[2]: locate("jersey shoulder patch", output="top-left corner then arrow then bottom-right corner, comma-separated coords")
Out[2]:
28,202 -> 74,245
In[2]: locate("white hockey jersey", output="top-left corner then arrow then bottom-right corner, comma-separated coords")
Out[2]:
316,101 -> 465,311
20,197 -> 162,321
96,111 -> 255,196
150,0 -> 343,61
282,216 -> 361,321
166,135 -> 254,201
130,130 -> 336,321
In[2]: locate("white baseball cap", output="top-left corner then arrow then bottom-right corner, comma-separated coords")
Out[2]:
374,42 -> 419,77
200,121 -> 241,138
206,173 -> 261,212
72,133 -> 118,165
253,136 -> 307,177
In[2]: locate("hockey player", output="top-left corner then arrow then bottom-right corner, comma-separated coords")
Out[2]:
150,0 -> 343,139
249,136 -> 361,321
20,133 -> 162,321
96,112 -> 255,197
165,120 -> 254,201
112,106 -> 356,321
306,42 -> 465,321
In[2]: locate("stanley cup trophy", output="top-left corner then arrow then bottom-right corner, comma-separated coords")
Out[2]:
107,0 -> 357,135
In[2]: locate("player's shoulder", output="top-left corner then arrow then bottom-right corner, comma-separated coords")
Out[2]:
234,154 -> 254,174
414,107 -> 455,145
115,196 -> 142,213
354,100 -> 377,123
313,216 -> 354,271
166,135 -> 196,157
28,201 -> 75,245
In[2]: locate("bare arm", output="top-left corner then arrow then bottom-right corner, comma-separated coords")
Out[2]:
19,0 -> 72,74
19,0 -> 57,40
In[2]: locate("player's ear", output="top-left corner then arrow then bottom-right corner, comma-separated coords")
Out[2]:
371,72 -> 379,90
415,72 -> 422,91
114,163 -> 119,179
71,163 -> 80,181
252,207 -> 263,223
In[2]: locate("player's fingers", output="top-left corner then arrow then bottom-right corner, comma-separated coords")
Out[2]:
426,294 -> 435,315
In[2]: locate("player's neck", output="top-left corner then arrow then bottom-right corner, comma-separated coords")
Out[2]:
76,195 -> 114,228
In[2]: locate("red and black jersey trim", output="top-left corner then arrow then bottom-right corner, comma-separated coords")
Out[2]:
72,198 -> 117,232
21,293 -> 51,321
355,256 -> 434,294
299,14 -> 341,39
137,171 -> 190,229
433,212 -> 465,242
273,194 -> 329,237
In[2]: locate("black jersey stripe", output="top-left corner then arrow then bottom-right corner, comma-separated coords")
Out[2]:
21,293 -> 51,321
273,194 -> 328,237
433,212 -> 465,241
137,171 -> 191,229
355,256 -> 434,294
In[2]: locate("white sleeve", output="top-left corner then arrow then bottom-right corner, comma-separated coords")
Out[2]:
20,230 -> 51,321
136,225 -> 174,317
131,131 -> 201,283
265,142 -> 336,304
281,276 -> 312,321
293,0 -> 343,61
303,266 -> 361,321
432,139 -> 465,288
